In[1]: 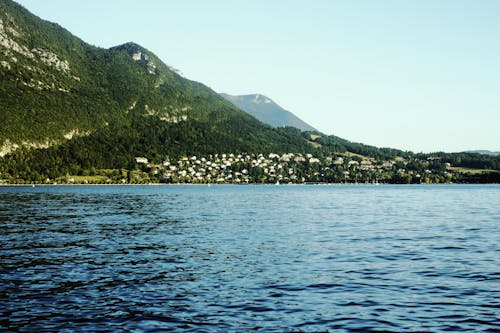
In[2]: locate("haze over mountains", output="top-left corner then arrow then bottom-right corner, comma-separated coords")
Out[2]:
220,93 -> 316,132
464,150 -> 500,156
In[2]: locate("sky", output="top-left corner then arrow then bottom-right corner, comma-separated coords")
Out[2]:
15,0 -> 500,153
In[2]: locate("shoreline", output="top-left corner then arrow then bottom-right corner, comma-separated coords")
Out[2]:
0,182 -> 496,187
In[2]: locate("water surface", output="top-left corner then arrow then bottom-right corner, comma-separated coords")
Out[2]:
1,185 -> 499,332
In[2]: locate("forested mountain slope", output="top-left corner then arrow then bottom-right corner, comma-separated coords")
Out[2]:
0,0 -> 311,162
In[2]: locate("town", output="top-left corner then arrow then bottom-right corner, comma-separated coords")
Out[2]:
32,152 -> 456,185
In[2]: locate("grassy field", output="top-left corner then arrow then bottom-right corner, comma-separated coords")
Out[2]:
308,140 -> 322,148
66,175 -> 109,182
63,169 -> 125,183
343,151 -> 376,161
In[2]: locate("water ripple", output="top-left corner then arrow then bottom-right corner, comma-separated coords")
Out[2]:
1,184 -> 499,332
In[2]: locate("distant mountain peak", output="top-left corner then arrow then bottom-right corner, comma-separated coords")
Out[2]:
252,94 -> 272,104
463,150 -> 500,156
221,93 -> 317,132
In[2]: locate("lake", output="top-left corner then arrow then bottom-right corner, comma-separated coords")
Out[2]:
0,184 -> 499,332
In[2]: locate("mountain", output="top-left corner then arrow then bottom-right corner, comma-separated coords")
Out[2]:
0,0 -> 312,167
1,0 -> 499,184
220,93 -> 317,132
464,150 -> 500,156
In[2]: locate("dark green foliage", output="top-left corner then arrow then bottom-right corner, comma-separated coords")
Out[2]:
415,152 -> 500,170
455,171 -> 500,183
306,132 -> 412,160
0,0 -> 312,175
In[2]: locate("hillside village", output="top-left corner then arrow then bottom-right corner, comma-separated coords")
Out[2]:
9,152 -> 461,185
132,153 -> 454,184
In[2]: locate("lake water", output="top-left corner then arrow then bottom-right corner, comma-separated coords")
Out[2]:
0,184 -> 499,332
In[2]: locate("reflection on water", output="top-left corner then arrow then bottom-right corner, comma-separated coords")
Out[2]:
1,185 -> 499,332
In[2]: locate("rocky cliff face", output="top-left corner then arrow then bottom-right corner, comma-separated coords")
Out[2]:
0,5 -> 89,155
0,14 -> 79,88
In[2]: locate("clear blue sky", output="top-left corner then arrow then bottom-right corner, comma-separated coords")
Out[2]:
16,0 -> 500,153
